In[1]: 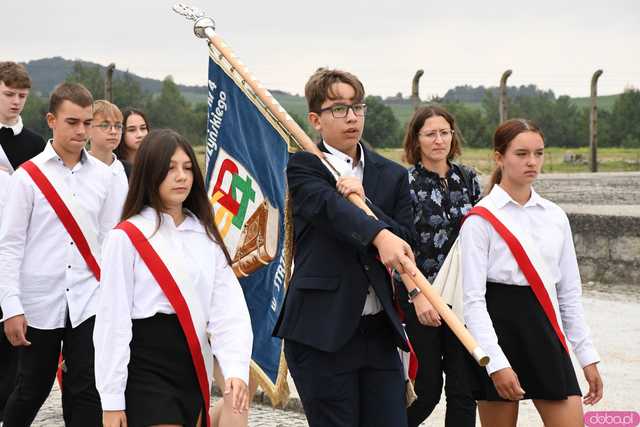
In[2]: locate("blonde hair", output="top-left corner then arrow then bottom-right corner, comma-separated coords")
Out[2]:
92,99 -> 123,122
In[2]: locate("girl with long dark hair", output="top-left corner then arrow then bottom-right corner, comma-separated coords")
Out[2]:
114,108 -> 150,176
94,129 -> 252,427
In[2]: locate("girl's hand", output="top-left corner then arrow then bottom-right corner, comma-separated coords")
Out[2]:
225,377 -> 249,414
103,410 -> 127,427
583,363 -> 603,405
490,367 -> 525,400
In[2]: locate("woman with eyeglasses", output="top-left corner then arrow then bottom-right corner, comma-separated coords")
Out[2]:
399,105 -> 481,427
88,100 -> 129,196
114,108 -> 150,177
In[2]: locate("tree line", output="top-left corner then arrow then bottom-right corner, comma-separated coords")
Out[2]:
365,88 -> 640,149
21,63 -> 640,150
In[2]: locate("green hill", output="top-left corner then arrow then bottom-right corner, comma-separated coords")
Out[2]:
23,57 -> 207,98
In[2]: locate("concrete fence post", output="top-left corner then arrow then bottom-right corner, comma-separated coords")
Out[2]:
105,63 -> 115,102
411,69 -> 424,110
590,69 -> 603,173
499,69 -> 512,123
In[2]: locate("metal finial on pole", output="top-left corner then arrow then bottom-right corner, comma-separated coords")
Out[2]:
590,69 -> 603,173
172,3 -> 215,38
172,3 -> 205,21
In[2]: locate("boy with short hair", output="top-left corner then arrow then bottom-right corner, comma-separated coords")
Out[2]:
0,82 -> 126,426
0,61 -> 46,423
274,68 -> 417,426
0,62 -> 45,172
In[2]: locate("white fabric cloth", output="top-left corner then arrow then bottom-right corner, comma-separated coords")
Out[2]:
323,141 -> 382,316
0,141 -> 126,327
94,207 -> 253,410
89,152 -> 129,196
431,238 -> 464,319
0,116 -> 24,135
460,184 -> 600,375
0,169 -> 11,219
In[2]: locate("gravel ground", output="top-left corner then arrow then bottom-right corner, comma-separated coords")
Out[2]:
31,287 -> 639,426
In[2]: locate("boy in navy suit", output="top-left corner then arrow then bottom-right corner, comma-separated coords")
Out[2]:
274,68 -> 419,427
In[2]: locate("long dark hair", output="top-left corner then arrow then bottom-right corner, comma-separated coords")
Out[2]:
402,105 -> 463,165
121,129 -> 231,264
115,108 -> 150,161
486,118 -> 544,194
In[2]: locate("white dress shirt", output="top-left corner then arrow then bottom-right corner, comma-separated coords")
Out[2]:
460,184 -> 600,375
89,152 -> 129,198
0,141 -> 126,328
0,116 -> 24,135
323,141 -> 383,315
94,207 -> 253,411
0,170 -> 10,218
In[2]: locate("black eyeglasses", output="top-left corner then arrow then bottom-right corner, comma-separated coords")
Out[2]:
318,103 -> 367,118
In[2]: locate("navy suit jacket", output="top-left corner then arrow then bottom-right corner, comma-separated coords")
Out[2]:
273,142 -> 415,352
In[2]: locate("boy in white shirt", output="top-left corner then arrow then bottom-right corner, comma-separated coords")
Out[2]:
0,83 -> 126,426
88,99 -> 129,197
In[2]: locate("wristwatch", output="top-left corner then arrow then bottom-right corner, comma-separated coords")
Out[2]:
408,287 -> 422,302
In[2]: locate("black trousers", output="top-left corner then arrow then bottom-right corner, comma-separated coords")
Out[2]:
0,317 -> 19,421
3,315 -> 101,427
285,312 -> 407,427
404,307 -> 476,427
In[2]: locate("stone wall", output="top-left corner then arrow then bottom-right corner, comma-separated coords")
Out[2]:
479,172 -> 640,287
566,209 -> 640,286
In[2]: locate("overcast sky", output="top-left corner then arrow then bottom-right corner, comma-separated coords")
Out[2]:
3,0 -> 639,98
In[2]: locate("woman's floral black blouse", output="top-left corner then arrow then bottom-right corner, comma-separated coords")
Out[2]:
409,161 -> 482,282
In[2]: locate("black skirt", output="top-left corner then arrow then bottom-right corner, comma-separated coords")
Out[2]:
125,313 -> 204,427
470,282 -> 582,401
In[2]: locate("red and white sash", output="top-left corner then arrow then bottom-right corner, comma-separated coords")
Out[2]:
21,159 -> 102,390
464,198 -> 569,353
21,160 -> 101,280
116,216 -> 213,427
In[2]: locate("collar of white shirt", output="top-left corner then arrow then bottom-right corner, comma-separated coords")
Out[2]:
490,183 -> 547,210
323,140 -> 365,175
42,139 -> 90,165
110,154 -> 126,173
0,116 -> 24,135
139,206 -> 205,234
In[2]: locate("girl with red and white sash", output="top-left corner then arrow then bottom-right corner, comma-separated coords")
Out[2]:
94,129 -> 252,427
460,119 -> 603,427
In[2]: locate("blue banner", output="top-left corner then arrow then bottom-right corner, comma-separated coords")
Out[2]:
204,53 -> 291,404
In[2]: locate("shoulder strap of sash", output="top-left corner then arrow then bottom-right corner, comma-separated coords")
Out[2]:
463,206 -> 569,353
21,160 -> 101,281
115,220 -> 211,427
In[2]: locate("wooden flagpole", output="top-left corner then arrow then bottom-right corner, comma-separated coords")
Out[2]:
173,3 -> 488,367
